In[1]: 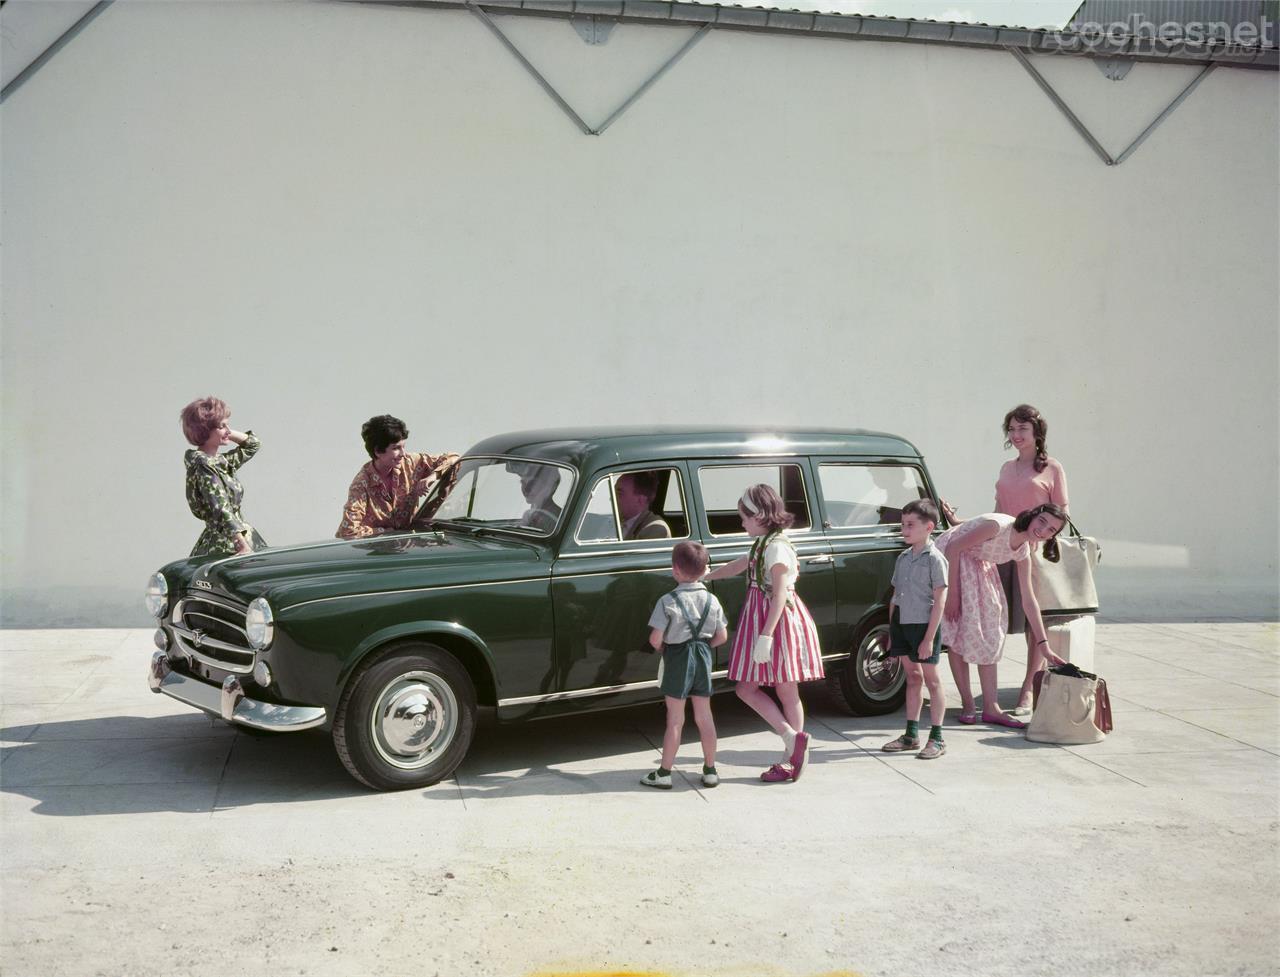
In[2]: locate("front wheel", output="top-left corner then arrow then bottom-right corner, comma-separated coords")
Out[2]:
829,620 -> 905,715
333,643 -> 476,791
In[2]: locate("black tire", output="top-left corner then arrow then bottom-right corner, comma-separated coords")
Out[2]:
829,619 -> 906,716
332,643 -> 476,791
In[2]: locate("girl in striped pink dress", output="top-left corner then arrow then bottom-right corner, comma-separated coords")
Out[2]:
706,483 -> 823,783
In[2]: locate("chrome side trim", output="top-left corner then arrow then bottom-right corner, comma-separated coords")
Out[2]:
150,667 -> 327,732
702,535 -> 826,550
558,544 -> 680,558
285,575 -> 546,611
498,669 -> 731,707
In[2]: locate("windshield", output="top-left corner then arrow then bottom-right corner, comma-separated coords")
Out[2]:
424,458 -> 573,537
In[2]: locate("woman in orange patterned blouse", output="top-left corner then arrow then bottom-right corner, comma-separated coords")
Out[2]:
336,415 -> 459,540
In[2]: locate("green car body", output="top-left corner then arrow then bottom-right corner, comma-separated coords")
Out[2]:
146,427 -> 944,790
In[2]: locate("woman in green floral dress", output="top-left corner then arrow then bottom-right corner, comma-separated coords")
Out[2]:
181,396 -> 268,557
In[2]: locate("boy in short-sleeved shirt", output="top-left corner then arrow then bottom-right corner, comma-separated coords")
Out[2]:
882,499 -> 950,759
639,542 -> 728,790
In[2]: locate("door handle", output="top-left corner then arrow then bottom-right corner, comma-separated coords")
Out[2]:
805,555 -> 834,565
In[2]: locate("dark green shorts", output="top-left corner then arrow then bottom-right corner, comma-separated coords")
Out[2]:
660,640 -> 714,699
888,611 -> 941,665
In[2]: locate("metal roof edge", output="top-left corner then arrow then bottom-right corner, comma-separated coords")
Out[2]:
341,0 -> 1278,69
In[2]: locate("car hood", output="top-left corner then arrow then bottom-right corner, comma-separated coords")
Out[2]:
181,530 -> 548,609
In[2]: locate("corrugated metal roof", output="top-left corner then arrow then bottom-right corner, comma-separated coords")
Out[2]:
368,0 -> 1278,68
1068,1 -> 1278,46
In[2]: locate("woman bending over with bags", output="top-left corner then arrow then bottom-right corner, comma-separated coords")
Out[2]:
942,404 -> 1069,714
704,483 -> 823,784
935,503 -> 1068,730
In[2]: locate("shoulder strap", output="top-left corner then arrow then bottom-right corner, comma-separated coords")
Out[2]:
754,530 -> 792,590
672,592 -> 711,639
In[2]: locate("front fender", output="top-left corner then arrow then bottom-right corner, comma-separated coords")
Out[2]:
337,620 -> 498,692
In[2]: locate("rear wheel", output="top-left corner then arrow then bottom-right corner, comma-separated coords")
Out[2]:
333,643 -> 476,791
830,620 -> 905,715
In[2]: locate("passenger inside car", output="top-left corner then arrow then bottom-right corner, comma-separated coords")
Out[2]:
517,467 -> 563,532
616,471 -> 672,540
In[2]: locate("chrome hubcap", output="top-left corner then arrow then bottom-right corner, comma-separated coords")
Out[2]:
370,670 -> 458,770
857,626 -> 901,700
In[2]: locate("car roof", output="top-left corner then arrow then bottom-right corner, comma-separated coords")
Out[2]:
465,426 -> 923,472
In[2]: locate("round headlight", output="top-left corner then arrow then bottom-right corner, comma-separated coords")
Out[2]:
245,597 -> 274,650
144,572 -> 169,618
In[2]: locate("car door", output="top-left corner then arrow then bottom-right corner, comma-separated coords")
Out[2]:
814,457 -> 937,711
688,458 -> 836,669
549,463 -> 697,697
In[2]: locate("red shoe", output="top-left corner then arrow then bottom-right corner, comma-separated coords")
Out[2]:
760,763 -> 794,783
788,731 -> 812,781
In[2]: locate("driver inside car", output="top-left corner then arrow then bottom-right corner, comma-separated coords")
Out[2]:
616,471 -> 671,540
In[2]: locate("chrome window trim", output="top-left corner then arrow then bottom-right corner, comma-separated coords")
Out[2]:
815,461 -> 930,534
695,461 -> 815,537
557,544 -> 682,558
573,473 -> 623,545
701,533 -> 827,551
572,467 -> 692,548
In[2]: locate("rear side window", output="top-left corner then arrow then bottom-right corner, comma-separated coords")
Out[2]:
698,464 -> 811,536
818,464 -> 930,530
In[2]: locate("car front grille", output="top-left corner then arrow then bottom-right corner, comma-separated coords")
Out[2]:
171,593 -> 254,673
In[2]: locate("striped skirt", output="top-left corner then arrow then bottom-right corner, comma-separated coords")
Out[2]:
727,584 -> 824,685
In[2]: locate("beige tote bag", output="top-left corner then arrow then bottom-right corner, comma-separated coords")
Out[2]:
1026,668 -> 1105,745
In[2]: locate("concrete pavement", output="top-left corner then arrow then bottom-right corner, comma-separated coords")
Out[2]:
2,621 -> 1278,976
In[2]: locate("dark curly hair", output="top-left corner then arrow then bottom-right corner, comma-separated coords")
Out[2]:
1013,502 -> 1068,561
361,415 -> 409,459
1003,404 -> 1049,474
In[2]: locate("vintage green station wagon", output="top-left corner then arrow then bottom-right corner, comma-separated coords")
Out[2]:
146,428 -> 945,790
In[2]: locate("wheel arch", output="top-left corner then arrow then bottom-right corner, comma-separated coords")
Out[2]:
337,622 -> 499,708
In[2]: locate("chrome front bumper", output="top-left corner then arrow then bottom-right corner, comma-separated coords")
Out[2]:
148,651 -> 326,732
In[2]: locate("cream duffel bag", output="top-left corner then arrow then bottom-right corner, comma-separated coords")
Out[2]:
1026,664 -> 1109,745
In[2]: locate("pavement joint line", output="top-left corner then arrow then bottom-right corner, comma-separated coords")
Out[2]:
1061,749 -> 1149,787
634,725 -> 708,802
1148,708 -> 1280,758
452,772 -> 468,811
1123,621 -> 1280,656
1095,646 -> 1280,698
810,714 -> 934,795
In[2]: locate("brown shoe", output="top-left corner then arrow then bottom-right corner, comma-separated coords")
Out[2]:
881,734 -> 920,753
916,739 -> 946,760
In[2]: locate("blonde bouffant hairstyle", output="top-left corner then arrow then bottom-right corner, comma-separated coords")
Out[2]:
180,396 -> 230,447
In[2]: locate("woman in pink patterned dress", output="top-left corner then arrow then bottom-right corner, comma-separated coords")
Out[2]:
936,503 -> 1069,729
705,484 -> 823,783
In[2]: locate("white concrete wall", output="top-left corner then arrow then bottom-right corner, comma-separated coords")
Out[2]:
3,0 -> 1277,625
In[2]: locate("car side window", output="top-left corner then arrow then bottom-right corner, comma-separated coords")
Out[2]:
576,468 -> 690,544
818,464 -> 929,530
697,464 -> 812,536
